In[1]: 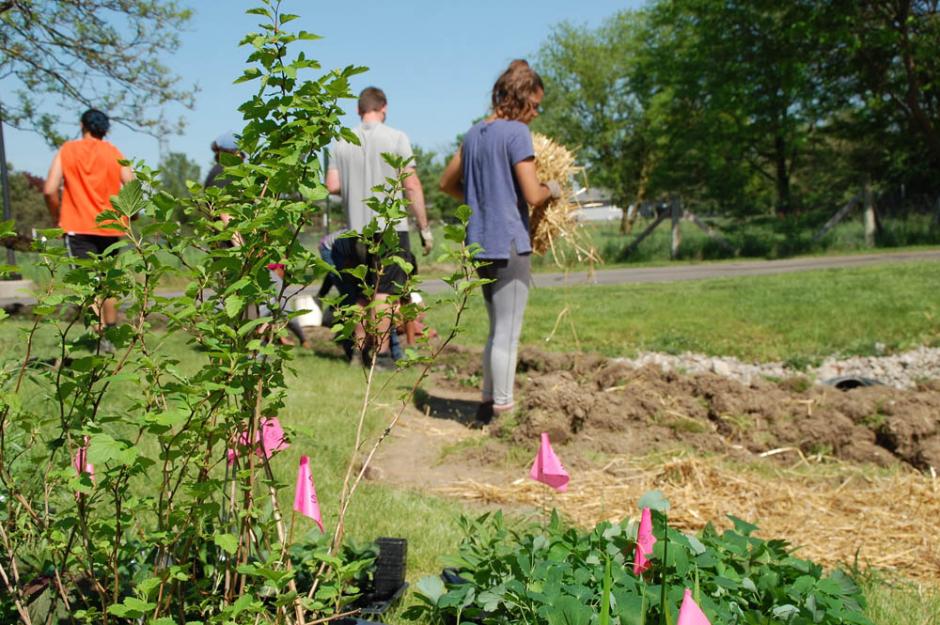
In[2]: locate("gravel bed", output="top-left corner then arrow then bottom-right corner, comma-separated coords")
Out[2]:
613,346 -> 940,389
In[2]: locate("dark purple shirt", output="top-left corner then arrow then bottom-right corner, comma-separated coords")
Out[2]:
462,120 -> 534,259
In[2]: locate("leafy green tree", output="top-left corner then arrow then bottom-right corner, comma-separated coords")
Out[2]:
157,151 -> 202,198
0,0 -> 195,144
534,1 -> 939,219
413,144 -> 461,222
0,164 -> 52,235
534,12 -> 654,221
643,0 -> 842,215
824,0 -> 940,197
0,3 -> 487,622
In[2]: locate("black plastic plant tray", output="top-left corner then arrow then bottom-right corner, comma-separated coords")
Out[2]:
359,581 -> 409,616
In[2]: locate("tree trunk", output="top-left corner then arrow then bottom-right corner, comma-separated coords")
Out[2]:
774,134 -> 792,216
896,4 -> 940,167
621,154 -> 652,235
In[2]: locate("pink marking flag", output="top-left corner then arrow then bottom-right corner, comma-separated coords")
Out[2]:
257,418 -> 288,457
529,432 -> 569,492
677,588 -> 712,625
72,438 -> 95,482
293,455 -> 324,532
227,417 -> 289,465
633,507 -> 656,575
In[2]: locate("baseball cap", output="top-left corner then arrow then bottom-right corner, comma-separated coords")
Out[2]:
212,131 -> 239,153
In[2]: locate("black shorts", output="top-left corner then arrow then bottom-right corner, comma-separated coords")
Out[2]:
334,231 -> 416,298
65,234 -> 123,260
369,231 -> 416,296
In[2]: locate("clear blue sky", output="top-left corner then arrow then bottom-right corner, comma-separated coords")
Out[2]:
5,0 -> 642,177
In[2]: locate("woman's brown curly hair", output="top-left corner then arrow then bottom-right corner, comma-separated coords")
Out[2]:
492,59 -> 544,121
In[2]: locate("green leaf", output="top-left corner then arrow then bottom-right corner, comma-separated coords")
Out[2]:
235,67 -> 263,84
478,588 -> 504,612
87,433 -> 123,465
546,595 -> 593,625
299,183 -> 329,202
638,490 -> 670,512
214,533 -> 239,555
772,604 -> 800,620
137,576 -> 162,597
224,295 -> 244,318
110,179 -> 147,218
108,596 -> 156,618
685,534 -> 706,555
600,557 -> 612,625
727,515 -> 759,535
415,575 -> 445,605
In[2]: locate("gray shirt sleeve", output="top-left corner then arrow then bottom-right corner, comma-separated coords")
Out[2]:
396,131 -> 414,164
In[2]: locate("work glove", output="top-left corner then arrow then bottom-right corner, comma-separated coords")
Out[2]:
544,180 -> 563,200
420,227 -> 434,255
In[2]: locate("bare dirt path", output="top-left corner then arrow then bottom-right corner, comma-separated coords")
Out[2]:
369,385 -> 514,489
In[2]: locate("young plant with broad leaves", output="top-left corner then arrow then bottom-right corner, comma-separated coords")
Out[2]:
407,509 -> 873,625
0,2 -> 486,623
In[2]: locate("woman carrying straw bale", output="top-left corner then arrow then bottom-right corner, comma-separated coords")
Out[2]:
440,59 -> 562,423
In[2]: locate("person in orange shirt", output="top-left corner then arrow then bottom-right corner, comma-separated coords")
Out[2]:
43,109 -> 134,340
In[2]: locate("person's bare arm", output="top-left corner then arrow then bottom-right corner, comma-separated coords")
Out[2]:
119,164 -> 135,185
403,166 -> 433,254
439,147 -> 464,201
403,167 -> 428,231
43,151 -> 64,221
513,158 -> 556,208
325,167 -> 341,195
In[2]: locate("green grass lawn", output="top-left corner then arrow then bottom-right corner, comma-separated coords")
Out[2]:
427,261 -> 940,364
2,260 -> 938,624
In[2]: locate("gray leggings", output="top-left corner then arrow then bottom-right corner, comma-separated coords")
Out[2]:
478,247 -> 531,406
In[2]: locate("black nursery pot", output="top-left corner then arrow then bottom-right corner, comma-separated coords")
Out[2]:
375,537 -> 407,558
372,537 -> 407,599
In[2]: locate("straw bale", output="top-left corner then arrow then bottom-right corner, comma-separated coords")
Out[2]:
530,133 -> 600,266
439,454 -> 940,583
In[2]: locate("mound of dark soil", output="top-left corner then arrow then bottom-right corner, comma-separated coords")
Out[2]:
501,348 -> 940,470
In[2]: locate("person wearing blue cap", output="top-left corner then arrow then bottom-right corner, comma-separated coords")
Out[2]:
202,131 -> 310,349
205,131 -> 241,189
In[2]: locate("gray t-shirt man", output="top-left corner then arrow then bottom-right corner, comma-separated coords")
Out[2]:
325,87 -> 430,250
329,121 -> 414,233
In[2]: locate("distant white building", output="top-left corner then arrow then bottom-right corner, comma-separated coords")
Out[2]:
572,187 -> 623,222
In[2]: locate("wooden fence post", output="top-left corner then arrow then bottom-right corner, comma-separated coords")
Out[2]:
622,212 -> 668,257
686,211 -> 734,252
863,181 -> 877,247
812,192 -> 862,243
670,197 -> 682,260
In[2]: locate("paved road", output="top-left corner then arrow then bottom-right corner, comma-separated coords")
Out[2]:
2,248 -> 939,306
520,248 -> 940,293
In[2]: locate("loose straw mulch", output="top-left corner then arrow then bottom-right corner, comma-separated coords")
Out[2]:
438,454 -> 940,584
530,133 -> 600,267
